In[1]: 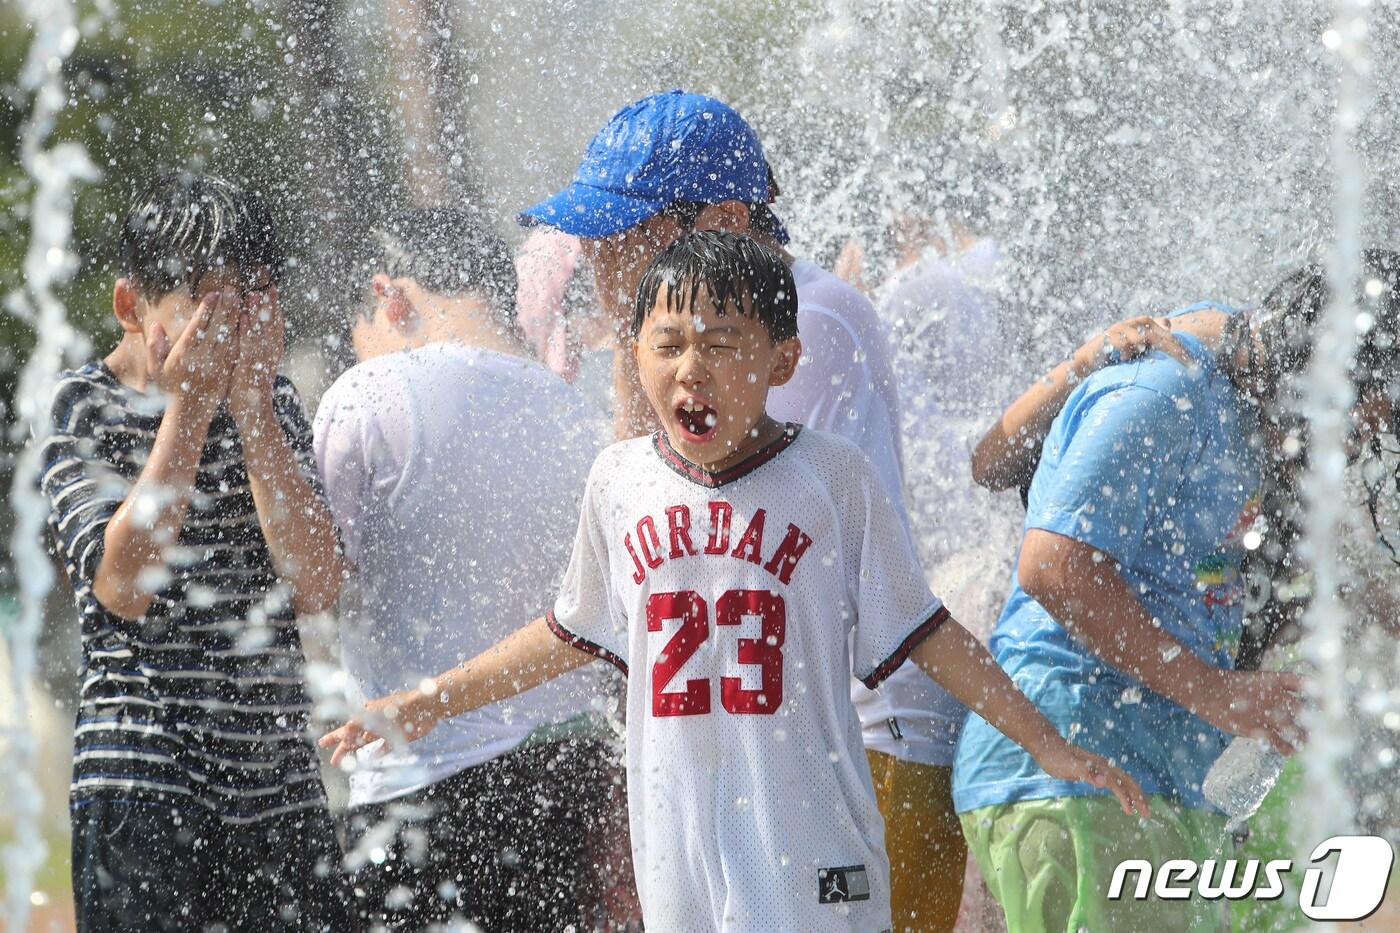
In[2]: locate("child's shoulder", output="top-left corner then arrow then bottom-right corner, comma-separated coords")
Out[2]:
787,426 -> 870,473
591,433 -> 659,476
325,352 -> 406,392
583,429 -> 873,498
571,435 -> 657,512
49,362 -> 122,431
53,361 -> 116,396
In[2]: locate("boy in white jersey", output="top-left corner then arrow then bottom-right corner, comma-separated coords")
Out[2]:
322,231 -> 1148,932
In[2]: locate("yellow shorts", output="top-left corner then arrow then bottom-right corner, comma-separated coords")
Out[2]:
866,750 -> 967,933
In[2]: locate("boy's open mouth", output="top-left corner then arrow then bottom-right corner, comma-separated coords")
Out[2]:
675,398 -> 719,443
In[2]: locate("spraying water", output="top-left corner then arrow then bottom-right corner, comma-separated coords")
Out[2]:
1298,0 -> 1371,859
3,0 -> 97,927
7,0 -> 1400,927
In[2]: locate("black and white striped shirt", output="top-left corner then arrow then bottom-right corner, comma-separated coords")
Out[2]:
42,362 -> 330,824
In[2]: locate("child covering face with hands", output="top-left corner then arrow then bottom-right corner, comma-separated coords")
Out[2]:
41,173 -> 352,931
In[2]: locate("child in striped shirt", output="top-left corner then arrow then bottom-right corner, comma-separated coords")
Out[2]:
40,173 -> 352,931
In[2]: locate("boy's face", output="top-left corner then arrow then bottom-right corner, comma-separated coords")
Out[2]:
582,212 -> 687,327
132,265 -> 271,346
582,201 -> 755,331
634,284 -> 800,468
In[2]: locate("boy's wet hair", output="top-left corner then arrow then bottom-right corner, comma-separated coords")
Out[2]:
371,207 -> 518,326
120,172 -> 284,298
632,231 -> 798,342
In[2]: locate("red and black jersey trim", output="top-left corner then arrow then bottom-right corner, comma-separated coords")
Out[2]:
859,605 -> 951,689
653,423 -> 802,489
545,609 -> 628,675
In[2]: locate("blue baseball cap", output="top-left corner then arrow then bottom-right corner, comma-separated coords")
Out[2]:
519,90 -> 787,243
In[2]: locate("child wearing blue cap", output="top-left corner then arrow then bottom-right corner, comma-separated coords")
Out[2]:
520,89 -> 976,931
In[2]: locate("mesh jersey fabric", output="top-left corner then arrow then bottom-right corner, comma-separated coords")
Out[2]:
855,240 -> 1025,767
549,426 -> 946,932
768,259 -> 971,769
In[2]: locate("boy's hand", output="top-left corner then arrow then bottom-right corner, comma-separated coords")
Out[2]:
228,286 -> 285,423
1071,315 -> 1191,378
1034,740 -> 1152,818
1190,668 -> 1306,756
148,287 -> 241,412
319,685 -> 445,768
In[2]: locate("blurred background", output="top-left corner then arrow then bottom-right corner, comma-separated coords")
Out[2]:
4,0 -> 1400,928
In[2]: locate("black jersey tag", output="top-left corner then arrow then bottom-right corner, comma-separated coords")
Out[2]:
818,865 -> 870,903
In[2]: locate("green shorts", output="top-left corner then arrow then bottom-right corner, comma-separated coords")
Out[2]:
1230,757 -> 1307,933
960,795 -> 1230,933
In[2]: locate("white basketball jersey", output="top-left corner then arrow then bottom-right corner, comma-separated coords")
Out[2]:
549,426 -> 946,933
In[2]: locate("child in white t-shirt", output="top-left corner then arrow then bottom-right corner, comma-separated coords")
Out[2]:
322,231 -> 1148,933
314,209 -> 623,931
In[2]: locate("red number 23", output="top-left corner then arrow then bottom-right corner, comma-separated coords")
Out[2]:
646,589 -> 786,717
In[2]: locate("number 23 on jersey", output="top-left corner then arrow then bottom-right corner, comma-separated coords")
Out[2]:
647,589 -> 785,717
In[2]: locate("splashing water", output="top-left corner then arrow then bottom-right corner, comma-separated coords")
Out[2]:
1298,0 -> 1370,853
4,0 -> 97,926
8,0 -> 1400,927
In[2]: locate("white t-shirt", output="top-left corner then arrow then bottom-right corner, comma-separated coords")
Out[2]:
313,343 -> 603,807
549,426 -> 946,933
771,261 -> 906,525
881,239 -> 1026,629
768,259 -> 966,767
859,239 -> 1028,766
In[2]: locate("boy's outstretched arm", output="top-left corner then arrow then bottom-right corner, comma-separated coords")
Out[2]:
909,616 -> 1152,817
320,615 -> 593,767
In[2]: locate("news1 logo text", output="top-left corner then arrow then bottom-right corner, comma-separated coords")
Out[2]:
1109,835 -> 1394,921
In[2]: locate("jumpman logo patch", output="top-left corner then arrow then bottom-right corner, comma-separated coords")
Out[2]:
818,864 -> 870,903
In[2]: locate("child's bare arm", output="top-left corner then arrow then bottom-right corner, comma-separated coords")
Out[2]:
909,616 -> 1152,817
93,293 -> 239,619
970,316 -> 1189,491
227,289 -> 345,615
319,615 -> 594,767
1019,529 -> 1305,754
